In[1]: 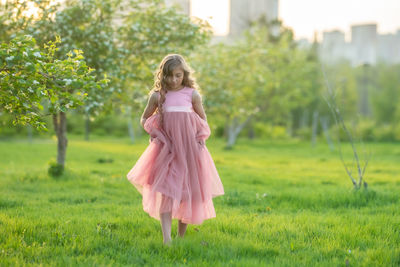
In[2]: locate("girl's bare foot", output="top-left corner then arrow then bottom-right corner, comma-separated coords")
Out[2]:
163,238 -> 172,246
160,211 -> 172,245
177,219 -> 188,237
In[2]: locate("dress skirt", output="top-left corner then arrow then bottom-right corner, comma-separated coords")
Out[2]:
127,109 -> 224,225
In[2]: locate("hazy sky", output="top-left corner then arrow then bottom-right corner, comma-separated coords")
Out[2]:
12,0 -> 400,41
191,0 -> 230,35
191,0 -> 400,41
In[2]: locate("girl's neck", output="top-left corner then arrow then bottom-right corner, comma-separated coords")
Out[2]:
167,85 -> 185,92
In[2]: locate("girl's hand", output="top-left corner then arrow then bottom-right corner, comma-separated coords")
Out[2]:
140,91 -> 159,128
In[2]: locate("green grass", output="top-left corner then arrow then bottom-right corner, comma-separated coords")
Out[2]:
1,135 -> 399,266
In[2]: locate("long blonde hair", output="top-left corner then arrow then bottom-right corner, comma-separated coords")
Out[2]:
152,54 -> 198,128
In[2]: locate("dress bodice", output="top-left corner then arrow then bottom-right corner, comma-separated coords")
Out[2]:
161,87 -> 194,112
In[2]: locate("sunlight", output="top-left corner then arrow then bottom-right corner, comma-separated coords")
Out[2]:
23,1 -> 40,18
0,0 -> 62,20
191,0 -> 229,36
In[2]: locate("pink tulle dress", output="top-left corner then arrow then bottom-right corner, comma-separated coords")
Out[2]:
127,86 -> 224,225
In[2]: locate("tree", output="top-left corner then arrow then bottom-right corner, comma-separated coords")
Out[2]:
370,63 -> 400,125
0,0 -> 60,44
321,65 -> 370,190
1,0 -> 212,143
46,0 -> 124,140
0,35 -> 109,173
115,0 -> 211,142
192,22 -> 314,148
12,0 -> 125,140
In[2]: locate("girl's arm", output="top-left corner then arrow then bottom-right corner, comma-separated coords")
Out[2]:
140,92 -> 158,128
192,90 -> 207,121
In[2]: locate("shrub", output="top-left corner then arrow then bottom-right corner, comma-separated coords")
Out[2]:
373,124 -> 396,142
294,127 -> 312,140
356,120 -> 375,141
48,160 -> 64,177
253,123 -> 289,139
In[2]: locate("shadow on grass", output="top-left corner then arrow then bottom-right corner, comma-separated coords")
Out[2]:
267,189 -> 398,211
218,188 -> 398,212
0,199 -> 23,209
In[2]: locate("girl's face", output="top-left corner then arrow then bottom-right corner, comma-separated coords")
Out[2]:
165,67 -> 184,90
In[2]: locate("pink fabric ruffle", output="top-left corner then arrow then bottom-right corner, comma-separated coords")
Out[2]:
127,112 -> 224,225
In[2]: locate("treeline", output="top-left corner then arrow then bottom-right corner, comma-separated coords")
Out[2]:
2,0 -> 400,148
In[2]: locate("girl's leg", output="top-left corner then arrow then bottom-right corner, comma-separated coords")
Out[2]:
160,194 -> 173,245
177,220 -> 188,237
160,212 -> 172,245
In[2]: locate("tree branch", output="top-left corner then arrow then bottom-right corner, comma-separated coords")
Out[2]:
53,113 -> 59,134
37,71 -> 66,90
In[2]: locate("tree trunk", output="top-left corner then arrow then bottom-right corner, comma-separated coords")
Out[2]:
311,110 -> 319,147
126,106 -> 135,143
128,117 -> 135,143
300,109 -> 309,129
358,64 -> 371,117
84,112 -> 90,141
226,126 -> 237,149
247,118 -> 255,139
286,112 -> 293,137
223,114 -> 230,138
53,112 -> 68,168
136,115 -> 143,138
320,115 -> 334,151
27,125 -> 33,143
226,116 -> 252,149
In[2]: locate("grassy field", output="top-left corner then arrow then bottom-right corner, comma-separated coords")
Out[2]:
0,135 -> 399,266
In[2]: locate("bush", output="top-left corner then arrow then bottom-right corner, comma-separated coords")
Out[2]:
330,119 -> 374,142
66,112 -> 85,135
373,124 -> 396,142
294,127 -> 312,140
394,125 -> 400,141
213,124 -> 225,138
356,120 -> 375,141
48,160 -> 64,177
253,123 -> 289,139
91,114 -> 129,137
329,119 -> 399,142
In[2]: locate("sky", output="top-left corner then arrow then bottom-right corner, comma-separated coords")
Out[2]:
191,0 -> 230,36
7,0 -> 400,41
191,0 -> 400,41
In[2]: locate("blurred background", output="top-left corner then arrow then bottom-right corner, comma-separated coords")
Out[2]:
1,0 -> 399,147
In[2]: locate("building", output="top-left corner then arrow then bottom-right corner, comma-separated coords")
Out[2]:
229,0 -> 279,37
350,24 -> 377,66
377,32 -> 400,64
319,23 -> 400,66
163,0 -> 280,43
320,30 -> 347,64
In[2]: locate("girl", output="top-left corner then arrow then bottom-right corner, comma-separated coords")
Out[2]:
127,54 -> 224,245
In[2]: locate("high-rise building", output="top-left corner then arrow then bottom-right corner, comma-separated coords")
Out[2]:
350,24 -> 377,66
320,30 -> 347,64
377,33 -> 400,64
319,23 -> 400,66
229,0 -> 279,36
